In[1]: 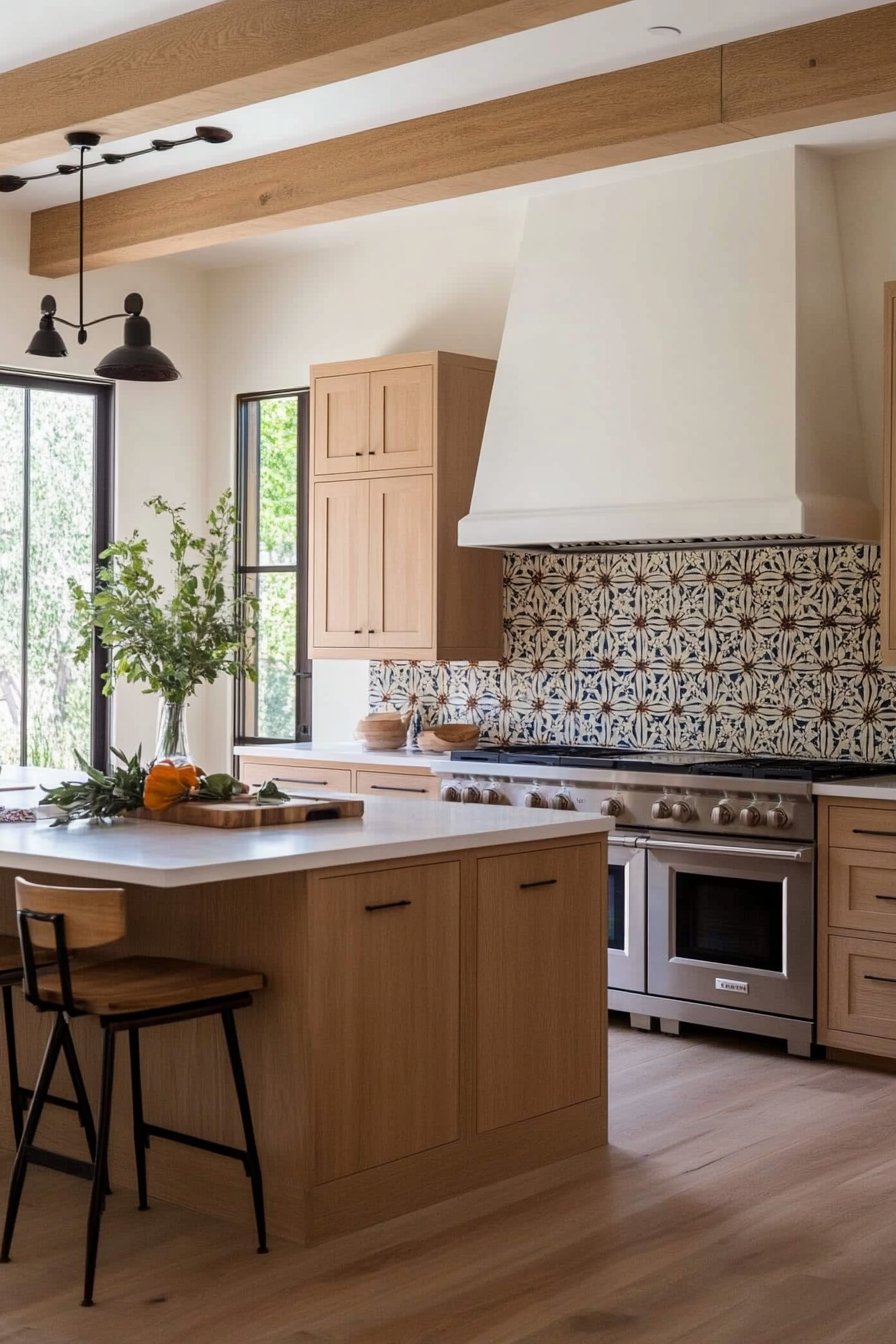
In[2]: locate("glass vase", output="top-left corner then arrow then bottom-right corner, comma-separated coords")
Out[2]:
154,698 -> 192,765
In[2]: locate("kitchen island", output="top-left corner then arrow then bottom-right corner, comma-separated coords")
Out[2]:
0,776 -> 610,1245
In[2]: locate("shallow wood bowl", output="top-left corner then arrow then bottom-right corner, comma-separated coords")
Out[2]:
355,712 -> 411,750
417,725 -> 481,753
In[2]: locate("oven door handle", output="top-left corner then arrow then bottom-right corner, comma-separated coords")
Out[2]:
640,838 -> 813,863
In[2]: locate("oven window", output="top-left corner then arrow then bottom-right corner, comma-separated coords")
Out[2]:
608,864 -> 626,952
675,873 -> 783,973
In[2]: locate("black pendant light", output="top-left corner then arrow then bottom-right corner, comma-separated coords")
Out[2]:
2,126 -> 232,383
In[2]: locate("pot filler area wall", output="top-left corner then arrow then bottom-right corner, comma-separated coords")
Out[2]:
369,545 -> 896,762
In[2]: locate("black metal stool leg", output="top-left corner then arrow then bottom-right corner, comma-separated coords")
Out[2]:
220,1008 -> 268,1254
82,1027 -> 115,1308
128,1028 -> 149,1211
1,984 -> 24,1150
1,1012 -> 66,1264
60,1018 -> 99,1166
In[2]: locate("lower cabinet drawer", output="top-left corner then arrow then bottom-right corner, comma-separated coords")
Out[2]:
829,847 -> 896,935
828,806 -> 896,852
829,935 -> 896,1041
355,770 -> 439,799
239,761 -> 353,792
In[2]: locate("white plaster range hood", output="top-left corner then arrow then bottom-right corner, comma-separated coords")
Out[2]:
459,147 -> 878,553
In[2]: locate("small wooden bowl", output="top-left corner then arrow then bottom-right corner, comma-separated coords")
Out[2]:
417,725 -> 481,754
355,712 -> 411,750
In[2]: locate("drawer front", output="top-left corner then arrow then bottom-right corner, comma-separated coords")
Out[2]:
355,769 -> 439,800
239,762 -> 353,793
829,847 -> 896,935
829,805 -> 896,852
829,935 -> 896,1040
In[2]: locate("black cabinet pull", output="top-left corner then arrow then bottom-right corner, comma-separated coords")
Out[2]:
519,878 -> 558,890
876,894 -> 896,901
365,900 -> 412,912
354,629 -> 363,634
370,784 -> 428,794
272,776 -> 328,787
354,451 -> 364,456
864,974 -> 896,985
853,829 -> 896,837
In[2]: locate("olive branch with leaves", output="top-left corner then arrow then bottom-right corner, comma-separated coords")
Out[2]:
71,491 -> 258,703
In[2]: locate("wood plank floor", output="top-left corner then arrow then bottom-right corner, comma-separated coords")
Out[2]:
3,1017 -> 896,1342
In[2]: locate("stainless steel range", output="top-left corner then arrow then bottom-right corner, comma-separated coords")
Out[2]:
431,747 -> 892,1057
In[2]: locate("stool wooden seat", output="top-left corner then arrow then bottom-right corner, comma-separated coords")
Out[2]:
0,936 -> 24,976
1,878 -> 268,1307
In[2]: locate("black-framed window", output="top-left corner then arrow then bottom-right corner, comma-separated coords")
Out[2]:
234,389 -> 311,744
0,370 -> 112,769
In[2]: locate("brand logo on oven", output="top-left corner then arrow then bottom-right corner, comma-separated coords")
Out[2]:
715,978 -> 749,995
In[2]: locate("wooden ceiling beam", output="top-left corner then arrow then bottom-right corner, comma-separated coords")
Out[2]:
0,0 -> 629,168
28,3 -> 896,278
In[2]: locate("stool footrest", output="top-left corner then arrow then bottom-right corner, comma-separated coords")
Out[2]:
20,1086 -> 83,1115
25,1146 -> 95,1182
144,1122 -> 250,1168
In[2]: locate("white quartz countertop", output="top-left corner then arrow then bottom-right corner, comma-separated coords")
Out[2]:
0,768 -> 611,887
233,742 -> 443,770
813,776 -> 896,801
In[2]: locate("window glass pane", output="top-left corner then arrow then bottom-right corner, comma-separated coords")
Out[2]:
0,387 -> 25,764
244,572 -> 296,739
26,389 -> 94,768
258,398 -> 297,565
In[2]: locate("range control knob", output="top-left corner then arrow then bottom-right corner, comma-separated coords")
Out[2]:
671,800 -> 695,823
461,784 -> 481,804
711,801 -> 735,827
651,799 -> 672,820
600,796 -> 624,818
481,787 -> 504,806
739,805 -> 762,828
441,784 -> 461,802
551,792 -> 574,811
524,791 -> 545,809
767,806 -> 790,830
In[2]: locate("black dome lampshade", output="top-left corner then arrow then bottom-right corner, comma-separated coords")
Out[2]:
27,295 -> 68,358
94,294 -> 180,382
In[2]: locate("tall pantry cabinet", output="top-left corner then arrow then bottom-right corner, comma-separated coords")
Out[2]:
309,351 -> 504,661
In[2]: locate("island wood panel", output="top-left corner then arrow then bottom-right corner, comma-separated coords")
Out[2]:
0,0 -> 627,167
0,832 -> 607,1245
476,843 -> 605,1133
307,861 -> 461,1183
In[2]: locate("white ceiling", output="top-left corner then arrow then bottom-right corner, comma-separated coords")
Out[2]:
0,0 -> 882,213
1,0 -> 893,269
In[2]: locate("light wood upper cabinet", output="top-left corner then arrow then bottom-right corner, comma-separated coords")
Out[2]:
476,843 -> 605,1133
308,861 -> 461,1183
312,479 -> 369,649
881,282 -> 896,667
370,365 -> 433,470
313,373 -> 370,475
309,350 -> 503,661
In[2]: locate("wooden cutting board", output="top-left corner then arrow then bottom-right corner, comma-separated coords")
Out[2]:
136,795 -> 365,828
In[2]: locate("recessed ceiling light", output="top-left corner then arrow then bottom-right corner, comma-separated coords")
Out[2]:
647,24 -> 682,37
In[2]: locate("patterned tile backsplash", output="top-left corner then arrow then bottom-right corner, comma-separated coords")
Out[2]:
369,544 -> 896,763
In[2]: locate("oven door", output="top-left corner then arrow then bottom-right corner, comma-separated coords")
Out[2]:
608,835 -> 647,993
645,836 -> 814,1019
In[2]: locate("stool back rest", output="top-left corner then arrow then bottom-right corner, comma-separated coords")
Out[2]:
15,878 -> 126,1013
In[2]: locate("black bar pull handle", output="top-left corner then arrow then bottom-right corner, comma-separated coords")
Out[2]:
875,894 -> 896,901
853,829 -> 896,837
365,900 -> 412,912
519,879 -> 558,890
370,784 -> 429,794
864,973 -> 896,985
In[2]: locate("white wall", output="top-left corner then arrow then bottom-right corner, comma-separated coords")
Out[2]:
0,210 -> 209,764
203,207 -> 524,762
833,147 -> 896,510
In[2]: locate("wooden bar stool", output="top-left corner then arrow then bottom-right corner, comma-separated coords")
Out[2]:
0,935 -> 96,1152
1,878 -> 268,1307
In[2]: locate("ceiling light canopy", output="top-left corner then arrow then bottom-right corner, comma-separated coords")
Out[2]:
12,127 -> 232,383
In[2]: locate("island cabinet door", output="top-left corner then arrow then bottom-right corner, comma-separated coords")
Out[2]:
308,861 -> 461,1184
476,844 -> 604,1133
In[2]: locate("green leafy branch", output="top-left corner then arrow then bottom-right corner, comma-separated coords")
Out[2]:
70,491 -> 258,703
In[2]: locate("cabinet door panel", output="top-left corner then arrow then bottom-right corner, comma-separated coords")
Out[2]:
828,935 -> 896,1041
369,365 -> 433,470
309,862 -> 461,1183
312,480 -> 369,649
369,475 -> 433,651
314,373 -> 370,475
477,844 -> 604,1133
